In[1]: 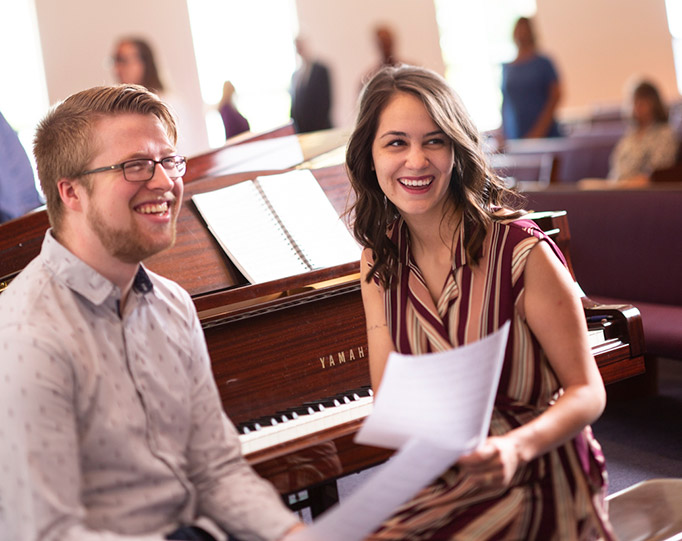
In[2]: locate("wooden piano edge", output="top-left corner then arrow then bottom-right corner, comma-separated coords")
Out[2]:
245,418 -> 393,497
583,299 -> 646,384
194,261 -> 362,323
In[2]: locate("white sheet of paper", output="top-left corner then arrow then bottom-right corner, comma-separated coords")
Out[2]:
291,322 -> 510,541
356,320 -> 510,452
289,438 -> 461,541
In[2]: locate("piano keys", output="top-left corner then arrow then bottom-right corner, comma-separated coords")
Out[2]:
238,387 -> 374,455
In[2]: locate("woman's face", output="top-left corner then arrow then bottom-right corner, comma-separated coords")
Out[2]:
513,20 -> 533,50
113,41 -> 145,86
632,95 -> 654,126
371,92 -> 455,222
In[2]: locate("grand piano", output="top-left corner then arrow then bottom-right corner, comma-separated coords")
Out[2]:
0,127 -> 645,516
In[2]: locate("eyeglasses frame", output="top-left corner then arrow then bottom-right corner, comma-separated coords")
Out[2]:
79,155 -> 187,183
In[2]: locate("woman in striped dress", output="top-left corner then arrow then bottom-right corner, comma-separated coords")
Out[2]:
345,65 -> 614,540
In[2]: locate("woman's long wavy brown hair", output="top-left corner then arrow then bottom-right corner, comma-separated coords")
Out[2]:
346,65 -> 522,288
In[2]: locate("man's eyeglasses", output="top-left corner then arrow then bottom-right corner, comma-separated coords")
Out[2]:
80,156 -> 187,182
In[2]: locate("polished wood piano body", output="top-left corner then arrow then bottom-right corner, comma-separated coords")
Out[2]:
0,132 -> 645,513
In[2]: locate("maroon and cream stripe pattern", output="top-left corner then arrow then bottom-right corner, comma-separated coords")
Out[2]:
367,217 -> 614,540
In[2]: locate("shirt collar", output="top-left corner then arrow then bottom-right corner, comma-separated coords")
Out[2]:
41,230 -> 154,306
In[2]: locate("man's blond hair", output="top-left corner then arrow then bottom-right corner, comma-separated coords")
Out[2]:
33,84 -> 178,232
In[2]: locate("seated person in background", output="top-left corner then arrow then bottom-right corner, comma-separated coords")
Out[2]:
346,65 -> 613,539
501,17 -> 562,141
0,109 -> 43,223
218,80 -> 250,140
607,79 -> 679,183
0,84 -> 303,541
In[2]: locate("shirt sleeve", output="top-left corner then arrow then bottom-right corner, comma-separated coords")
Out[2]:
0,112 -> 43,223
180,294 -> 299,541
647,126 -> 679,173
0,326 -> 167,541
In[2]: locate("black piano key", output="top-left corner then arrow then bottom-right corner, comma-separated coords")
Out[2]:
238,420 -> 263,433
301,401 -> 328,412
276,410 -> 299,421
305,397 -> 341,408
353,386 -> 374,397
330,393 -> 353,404
253,416 -> 279,427
283,404 -> 320,416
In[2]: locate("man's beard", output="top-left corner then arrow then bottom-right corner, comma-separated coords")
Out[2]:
86,200 -> 179,264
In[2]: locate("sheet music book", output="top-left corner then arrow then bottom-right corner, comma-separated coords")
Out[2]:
191,169 -> 361,284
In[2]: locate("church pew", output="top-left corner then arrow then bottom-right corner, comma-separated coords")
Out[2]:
523,185 -> 682,394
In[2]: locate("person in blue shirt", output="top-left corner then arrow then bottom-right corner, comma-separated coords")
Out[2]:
0,110 -> 43,223
501,17 -> 562,140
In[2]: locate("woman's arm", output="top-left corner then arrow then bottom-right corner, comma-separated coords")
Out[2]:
525,80 -> 561,138
359,248 -> 396,391
458,240 -> 606,485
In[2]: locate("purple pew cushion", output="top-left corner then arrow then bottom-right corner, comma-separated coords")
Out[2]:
524,189 -> 682,306
591,296 -> 682,359
524,188 -> 682,360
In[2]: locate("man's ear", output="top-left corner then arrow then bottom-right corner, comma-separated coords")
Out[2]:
57,178 -> 85,212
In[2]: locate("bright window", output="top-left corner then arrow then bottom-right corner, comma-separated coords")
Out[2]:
666,0 -> 682,93
434,0 -> 537,132
0,0 -> 49,172
187,0 -> 299,147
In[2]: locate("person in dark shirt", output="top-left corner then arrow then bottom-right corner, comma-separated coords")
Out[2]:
289,35 -> 332,133
501,17 -> 562,140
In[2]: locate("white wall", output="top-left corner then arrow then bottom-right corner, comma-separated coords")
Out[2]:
294,0 -> 445,129
34,0 -> 209,157
536,0 -> 679,118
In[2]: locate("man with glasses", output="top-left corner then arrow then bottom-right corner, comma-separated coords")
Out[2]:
0,84 -> 303,541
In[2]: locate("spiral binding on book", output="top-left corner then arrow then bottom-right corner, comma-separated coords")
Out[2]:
253,179 -> 313,270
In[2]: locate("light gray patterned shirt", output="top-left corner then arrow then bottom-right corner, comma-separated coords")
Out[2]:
608,122 -> 679,180
0,231 -> 298,541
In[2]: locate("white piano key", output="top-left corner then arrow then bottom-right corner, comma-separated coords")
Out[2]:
239,395 -> 374,455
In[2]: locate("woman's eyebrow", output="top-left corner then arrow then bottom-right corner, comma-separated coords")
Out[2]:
378,129 -> 444,139
378,130 -> 407,139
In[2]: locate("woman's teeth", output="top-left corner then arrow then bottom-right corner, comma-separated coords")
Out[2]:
399,177 -> 432,187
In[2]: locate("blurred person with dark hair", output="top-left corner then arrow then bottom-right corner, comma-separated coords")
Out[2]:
608,79 -> 679,182
112,37 -> 206,157
501,17 -> 561,140
218,81 -> 250,140
113,37 -> 166,94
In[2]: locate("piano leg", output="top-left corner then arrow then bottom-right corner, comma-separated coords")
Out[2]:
283,479 -> 340,519
308,480 -> 340,518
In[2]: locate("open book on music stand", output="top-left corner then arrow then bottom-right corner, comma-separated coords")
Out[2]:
192,169 -> 361,284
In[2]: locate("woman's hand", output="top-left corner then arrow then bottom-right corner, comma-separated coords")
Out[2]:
457,435 -> 524,488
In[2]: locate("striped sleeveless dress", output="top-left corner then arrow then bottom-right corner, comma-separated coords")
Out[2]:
367,217 -> 614,540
